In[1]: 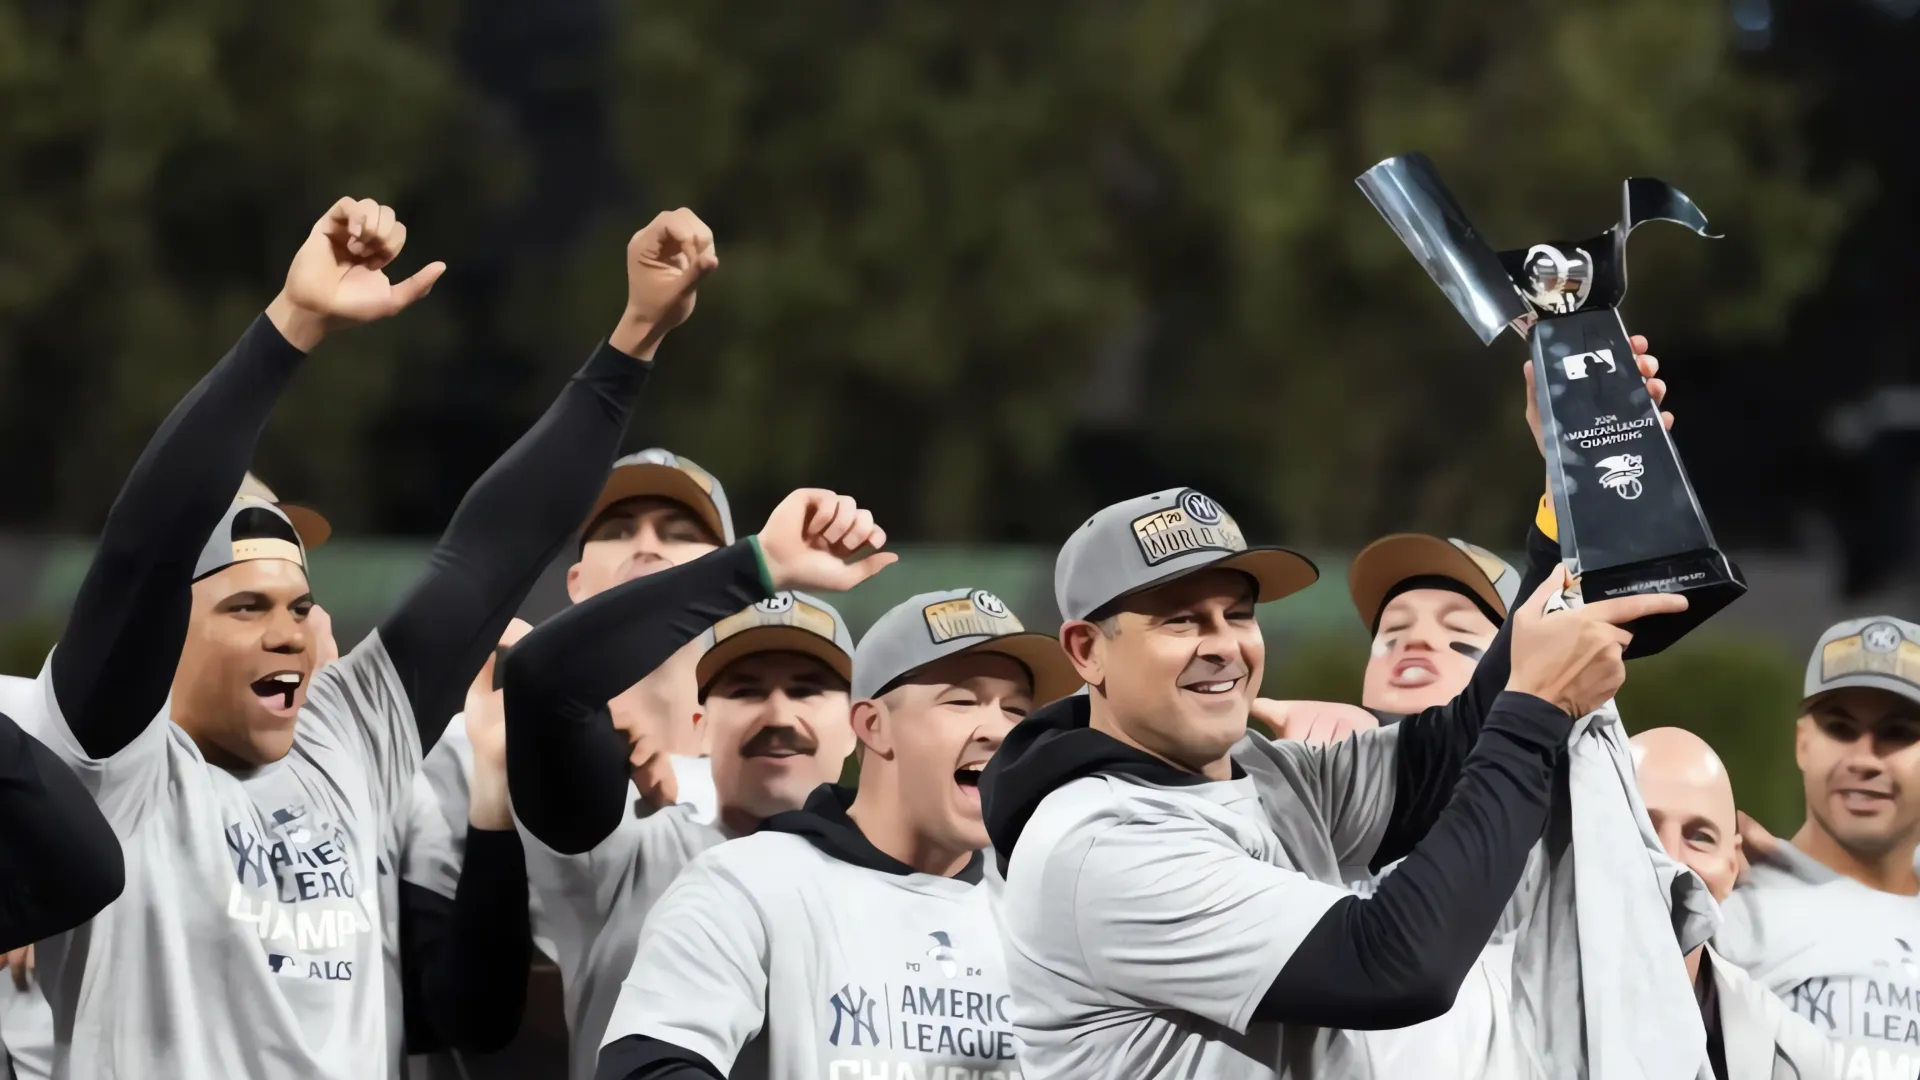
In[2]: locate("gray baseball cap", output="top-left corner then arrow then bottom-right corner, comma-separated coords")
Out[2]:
1804,616 -> 1920,708
1347,534 -> 1519,631
194,495 -> 309,582
582,449 -> 734,545
852,588 -> 1082,705
1054,488 -> 1319,622
695,591 -> 855,692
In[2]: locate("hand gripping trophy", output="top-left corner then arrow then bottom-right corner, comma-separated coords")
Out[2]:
1357,153 -> 1745,657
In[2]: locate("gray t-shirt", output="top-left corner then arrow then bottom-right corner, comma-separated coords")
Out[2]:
993,729 -> 1401,1080
602,831 -> 1020,1080
18,634 -> 420,1080
1716,840 -> 1920,1080
518,755 -> 724,1080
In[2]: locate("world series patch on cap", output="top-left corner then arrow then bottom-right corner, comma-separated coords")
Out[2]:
583,448 -> 735,545
852,588 -> 1082,705
696,591 -> 854,691
1054,488 -> 1319,622
1347,534 -> 1519,631
1805,616 -> 1920,708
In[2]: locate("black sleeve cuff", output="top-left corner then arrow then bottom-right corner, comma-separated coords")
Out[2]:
596,1034 -> 725,1080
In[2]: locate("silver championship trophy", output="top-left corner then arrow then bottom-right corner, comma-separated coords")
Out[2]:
1356,152 -> 1745,657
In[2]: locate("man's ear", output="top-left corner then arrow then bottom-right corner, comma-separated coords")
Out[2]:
1060,621 -> 1106,689
851,698 -> 893,761
1792,714 -> 1814,773
565,562 -> 587,604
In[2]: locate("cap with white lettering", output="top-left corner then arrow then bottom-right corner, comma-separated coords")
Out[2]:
1054,488 -> 1319,622
1804,616 -> 1920,709
695,591 -> 855,692
583,449 -> 734,545
852,588 -> 1081,705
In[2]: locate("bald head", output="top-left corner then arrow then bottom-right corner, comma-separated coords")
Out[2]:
1631,727 -> 1742,902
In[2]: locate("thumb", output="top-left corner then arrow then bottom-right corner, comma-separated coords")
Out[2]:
386,261 -> 447,314
840,550 -> 900,588
1516,565 -> 1569,626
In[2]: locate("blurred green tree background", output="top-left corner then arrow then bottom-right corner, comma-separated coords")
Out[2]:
0,0 -> 1885,836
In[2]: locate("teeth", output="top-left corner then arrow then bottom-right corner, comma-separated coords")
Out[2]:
1186,680 -> 1236,694
268,674 -> 301,686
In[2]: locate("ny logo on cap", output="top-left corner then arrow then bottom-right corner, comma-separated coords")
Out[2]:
1864,622 -> 1904,653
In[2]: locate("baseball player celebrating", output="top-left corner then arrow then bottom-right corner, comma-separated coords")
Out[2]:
595,587 -> 1079,1079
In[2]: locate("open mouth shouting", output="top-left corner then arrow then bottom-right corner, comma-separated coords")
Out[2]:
251,671 -> 305,717
1389,655 -> 1439,689
953,756 -> 990,808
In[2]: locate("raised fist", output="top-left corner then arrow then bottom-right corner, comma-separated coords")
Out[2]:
609,208 -> 719,359
755,489 -> 898,594
268,198 -> 446,350
1506,568 -> 1687,718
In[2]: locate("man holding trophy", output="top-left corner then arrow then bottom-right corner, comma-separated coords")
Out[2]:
1354,153 -> 1763,1080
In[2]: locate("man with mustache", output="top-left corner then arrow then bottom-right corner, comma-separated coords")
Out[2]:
1713,617 -> 1920,1080
501,487 -> 894,1080
595,588 -> 1081,1079
1630,728 -> 1834,1080
980,485 -> 1685,1079
13,196 -> 708,1080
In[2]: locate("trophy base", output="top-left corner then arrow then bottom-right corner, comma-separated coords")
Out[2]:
1579,549 -> 1747,659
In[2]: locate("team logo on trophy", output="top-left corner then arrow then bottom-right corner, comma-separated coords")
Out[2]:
1522,244 -> 1595,314
1596,454 -> 1646,501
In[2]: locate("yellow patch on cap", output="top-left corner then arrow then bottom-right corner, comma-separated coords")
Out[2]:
923,590 -> 1023,644
1822,624 -> 1920,688
711,594 -> 837,644
1130,491 -> 1247,567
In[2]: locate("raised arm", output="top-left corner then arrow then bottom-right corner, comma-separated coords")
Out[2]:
376,210 -> 719,753
403,623 -> 535,1053
50,198 -> 442,759
1369,335 -> 1674,867
504,488 -> 897,855
0,708 -> 125,949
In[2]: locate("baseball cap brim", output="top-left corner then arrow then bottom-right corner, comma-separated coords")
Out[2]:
278,503 -> 332,550
943,632 -> 1084,707
1804,674 -> 1920,711
1349,534 -> 1505,631
583,464 -> 727,545
1102,546 -> 1320,615
696,627 -> 854,692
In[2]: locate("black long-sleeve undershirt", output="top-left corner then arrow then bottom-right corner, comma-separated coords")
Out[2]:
504,541 -> 770,855
1254,520 -> 1567,1027
400,827 -> 533,1054
53,315 -> 307,759
1258,691 -> 1572,1027
378,342 -> 650,754
1369,522 -> 1561,869
0,709 -> 125,951
595,1036 -> 724,1080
